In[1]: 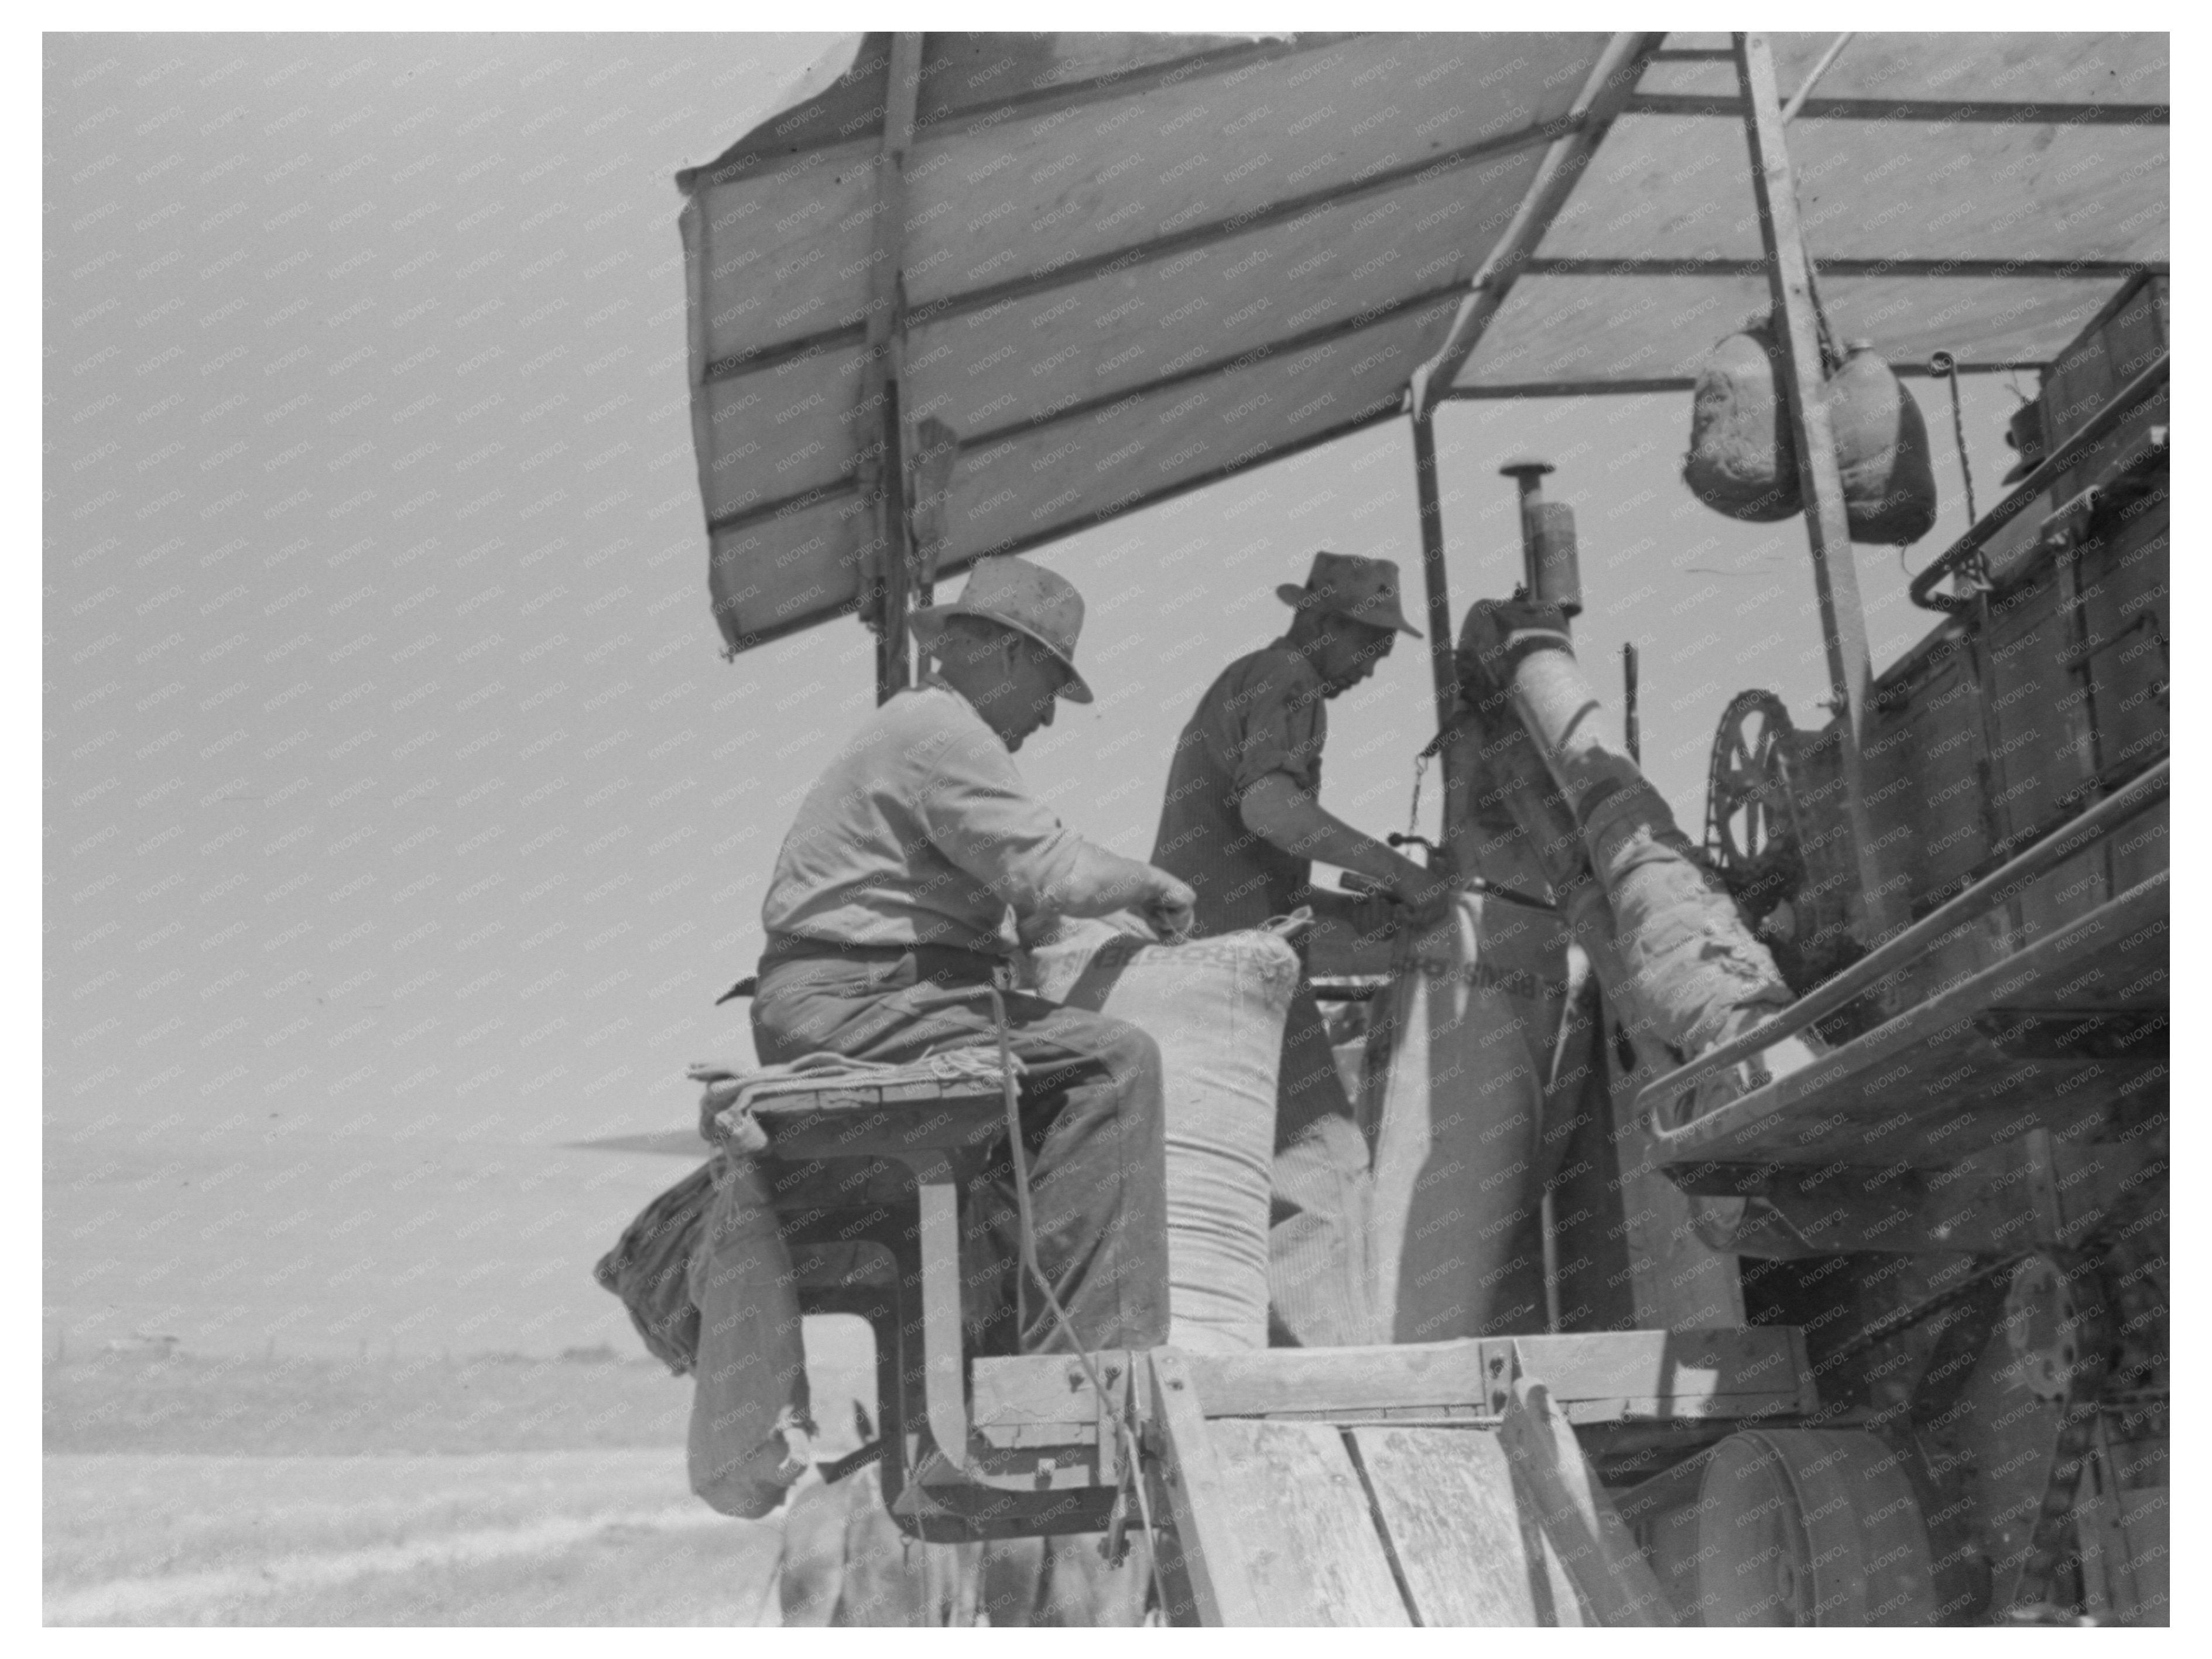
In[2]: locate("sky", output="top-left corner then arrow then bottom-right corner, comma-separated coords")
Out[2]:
43,30 -> 2033,1357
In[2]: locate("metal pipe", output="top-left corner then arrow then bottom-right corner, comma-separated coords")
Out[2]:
1635,756 -> 2169,1138
1908,350 -> 2169,611
1412,32 -> 1669,418
1780,32 -> 1854,124
1410,402 -> 1458,737
1621,642 -> 1641,766
1499,459 -> 1552,597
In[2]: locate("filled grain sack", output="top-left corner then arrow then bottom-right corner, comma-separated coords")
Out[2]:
686,1152 -> 813,1518
1023,921 -> 1299,1353
594,1159 -> 717,1374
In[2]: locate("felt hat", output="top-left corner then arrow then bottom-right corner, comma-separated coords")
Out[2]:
1276,550 -> 1422,638
909,555 -> 1094,703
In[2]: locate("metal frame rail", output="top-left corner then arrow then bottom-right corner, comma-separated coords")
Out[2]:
1634,757 -> 2169,1144
1908,350 -> 2169,612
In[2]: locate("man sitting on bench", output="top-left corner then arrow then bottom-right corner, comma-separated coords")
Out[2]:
749,555 -> 1196,1357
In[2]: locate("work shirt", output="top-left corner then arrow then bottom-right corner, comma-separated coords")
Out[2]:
1152,642 -> 1328,937
761,680 -> 1087,957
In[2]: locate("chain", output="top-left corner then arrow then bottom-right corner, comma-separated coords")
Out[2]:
1815,1161 -> 2163,1620
2006,1167 -> 2165,1617
1826,1251 -> 2026,1367
1407,726 -> 1448,841
2004,1248 -> 2111,1617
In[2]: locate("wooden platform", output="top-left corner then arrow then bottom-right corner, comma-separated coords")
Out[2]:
1138,1345 -> 1723,1626
968,1329 -> 1816,1626
1655,874 -> 2166,1172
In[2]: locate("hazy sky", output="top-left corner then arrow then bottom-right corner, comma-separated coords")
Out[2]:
43,31 -> 2028,1356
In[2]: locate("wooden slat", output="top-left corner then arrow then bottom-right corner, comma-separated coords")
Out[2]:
1737,30 -> 1897,942
1352,1427 -> 1584,1626
1146,1349 -> 1263,1628
1498,1376 -> 1677,1627
974,1329 -> 1813,1432
1204,1417 -> 1411,1626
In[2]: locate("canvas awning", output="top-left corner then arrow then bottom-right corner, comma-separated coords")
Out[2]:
1442,31 -> 2169,400
674,30 -> 2168,656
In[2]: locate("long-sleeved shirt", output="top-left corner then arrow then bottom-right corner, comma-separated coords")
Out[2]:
761,680 -> 1088,957
1151,642 -> 1328,937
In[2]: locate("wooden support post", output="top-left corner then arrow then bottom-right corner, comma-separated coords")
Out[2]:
1409,397 -> 1457,728
1146,1350 -> 1266,1627
860,32 -> 924,705
1498,1371 -> 1678,1627
1409,395 -> 1458,743
1732,32 -> 1903,943
907,415 -> 961,613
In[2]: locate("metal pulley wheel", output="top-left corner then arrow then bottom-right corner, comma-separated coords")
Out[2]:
1696,1429 -> 1940,1626
1704,689 -> 1806,920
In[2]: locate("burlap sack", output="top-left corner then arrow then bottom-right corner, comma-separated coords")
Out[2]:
1023,922 -> 1298,1353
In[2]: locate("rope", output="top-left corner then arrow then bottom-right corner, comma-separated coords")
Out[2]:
984,983 -> 1169,1614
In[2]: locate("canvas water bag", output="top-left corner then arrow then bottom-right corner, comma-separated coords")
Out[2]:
1827,343 -> 1939,545
1683,323 -> 1938,542
1682,323 -> 1801,523
1024,922 -> 1299,1353
686,1152 -> 813,1518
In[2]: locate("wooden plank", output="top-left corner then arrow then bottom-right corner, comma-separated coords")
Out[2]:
1734,30 -> 1900,943
1146,1349 -> 1264,1628
1158,1329 -> 1810,1422
1497,1375 -> 1677,1627
1204,1417 -> 1410,1626
1416,32 -> 1669,413
862,32 -> 923,704
1351,1427 -> 1584,1626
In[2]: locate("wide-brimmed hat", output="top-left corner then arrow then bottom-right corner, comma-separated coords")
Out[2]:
909,555 -> 1093,703
1276,550 -> 1422,638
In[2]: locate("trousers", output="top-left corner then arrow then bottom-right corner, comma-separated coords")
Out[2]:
751,946 -> 1169,1356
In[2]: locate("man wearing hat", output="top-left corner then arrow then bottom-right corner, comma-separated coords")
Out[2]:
1151,551 -> 1450,1347
749,555 -> 1195,1359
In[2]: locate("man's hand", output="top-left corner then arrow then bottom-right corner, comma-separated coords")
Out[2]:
1144,871 -> 1197,942
1389,869 -> 1460,933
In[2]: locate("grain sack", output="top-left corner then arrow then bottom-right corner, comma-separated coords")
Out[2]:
686,1154 -> 813,1518
593,1159 -> 717,1374
1023,921 -> 1298,1353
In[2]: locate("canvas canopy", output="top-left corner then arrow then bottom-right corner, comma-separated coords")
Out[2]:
675,31 -> 2168,657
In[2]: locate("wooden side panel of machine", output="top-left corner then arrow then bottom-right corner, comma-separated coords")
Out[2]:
1201,1417 -> 1412,1626
1352,1427 -> 1585,1626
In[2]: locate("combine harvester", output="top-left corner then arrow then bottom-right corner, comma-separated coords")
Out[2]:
669,31 -> 2168,1624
